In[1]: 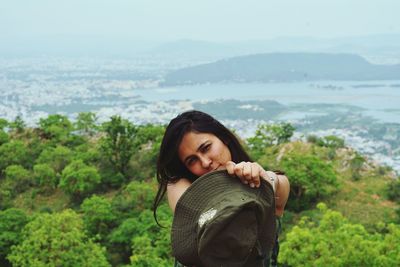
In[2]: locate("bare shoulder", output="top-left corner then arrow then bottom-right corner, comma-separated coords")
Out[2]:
167,178 -> 192,213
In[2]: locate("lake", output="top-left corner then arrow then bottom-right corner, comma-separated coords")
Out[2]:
135,81 -> 400,123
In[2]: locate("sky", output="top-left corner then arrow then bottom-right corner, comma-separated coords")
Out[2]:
1,0 -> 399,42
1,0 -> 399,56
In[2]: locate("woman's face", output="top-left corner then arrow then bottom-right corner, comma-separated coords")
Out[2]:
178,131 -> 232,177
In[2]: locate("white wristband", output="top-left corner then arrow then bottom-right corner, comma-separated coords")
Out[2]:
265,171 -> 277,192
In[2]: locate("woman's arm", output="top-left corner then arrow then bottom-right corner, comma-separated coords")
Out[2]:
274,174 -> 290,217
166,178 -> 192,213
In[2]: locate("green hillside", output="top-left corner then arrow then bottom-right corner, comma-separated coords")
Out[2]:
0,114 -> 399,266
162,53 -> 400,85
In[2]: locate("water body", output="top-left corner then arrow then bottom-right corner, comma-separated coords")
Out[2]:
135,81 -> 400,123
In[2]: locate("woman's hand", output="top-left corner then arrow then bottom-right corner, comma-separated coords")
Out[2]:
225,161 -> 267,188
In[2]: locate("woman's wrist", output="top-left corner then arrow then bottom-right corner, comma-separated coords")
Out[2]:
263,171 -> 277,192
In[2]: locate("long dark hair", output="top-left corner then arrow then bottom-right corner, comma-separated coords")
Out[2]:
153,110 -> 251,225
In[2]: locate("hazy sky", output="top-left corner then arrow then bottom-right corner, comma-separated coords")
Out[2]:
1,0 -> 399,42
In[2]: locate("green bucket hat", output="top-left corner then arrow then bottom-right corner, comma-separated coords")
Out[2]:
172,170 -> 276,267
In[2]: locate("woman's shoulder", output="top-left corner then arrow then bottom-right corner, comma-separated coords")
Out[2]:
167,178 -> 192,213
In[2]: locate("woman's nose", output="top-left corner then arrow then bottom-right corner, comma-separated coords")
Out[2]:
200,156 -> 212,169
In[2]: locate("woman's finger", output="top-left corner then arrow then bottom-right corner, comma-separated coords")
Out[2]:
242,162 -> 252,181
225,161 -> 236,176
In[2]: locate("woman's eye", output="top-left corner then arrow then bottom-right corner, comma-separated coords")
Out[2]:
187,158 -> 196,166
202,144 -> 211,152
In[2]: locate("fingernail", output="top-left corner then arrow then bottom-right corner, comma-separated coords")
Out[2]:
244,181 -> 248,184
250,183 -> 255,188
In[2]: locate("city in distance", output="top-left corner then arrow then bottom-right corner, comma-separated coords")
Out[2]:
1,38 -> 400,173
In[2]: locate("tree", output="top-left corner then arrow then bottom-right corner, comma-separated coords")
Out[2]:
131,124 -> 165,180
0,208 -> 29,266
111,181 -> 156,220
387,177 -> 400,202
0,118 -> 8,131
350,152 -> 366,181
0,130 -> 8,146
81,195 -> 116,240
59,160 -> 101,200
100,116 -> 138,177
0,141 -> 29,173
75,112 -> 98,136
9,116 -> 26,134
39,114 -> 73,141
33,163 -> 58,192
35,145 -> 73,173
317,135 -> 345,149
247,122 -> 295,159
280,151 -> 338,211
280,203 -> 400,266
109,207 -> 172,266
7,210 -> 110,267
4,165 -> 32,194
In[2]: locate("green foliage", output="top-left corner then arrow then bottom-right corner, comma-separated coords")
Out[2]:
73,144 -> 101,165
111,181 -> 156,220
9,116 -> 26,134
0,114 -> 398,266
280,152 -> 338,211
247,122 -> 294,159
109,207 -> 172,266
108,182 -> 172,266
35,145 -> 73,173
280,203 -> 400,267
33,163 -> 58,192
7,209 -> 110,267
351,152 -> 366,181
130,206 -> 172,266
320,135 -> 345,148
387,178 -> 400,203
0,208 -> 29,263
0,141 -> 29,173
81,195 -> 116,240
308,135 -> 345,149
75,112 -> 98,136
4,165 -> 32,194
130,235 -> 171,267
306,134 -> 319,143
39,114 -> 73,142
59,160 -> 101,200
0,130 -> 8,145
130,124 -> 165,180
0,118 -> 8,130
100,116 -> 138,177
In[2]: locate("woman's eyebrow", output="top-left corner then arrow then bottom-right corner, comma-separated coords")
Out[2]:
183,141 -> 209,164
197,141 -> 209,152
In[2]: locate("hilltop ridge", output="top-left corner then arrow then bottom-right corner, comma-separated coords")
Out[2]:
162,53 -> 400,85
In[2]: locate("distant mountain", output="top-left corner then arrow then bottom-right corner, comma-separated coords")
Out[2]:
162,53 -> 400,85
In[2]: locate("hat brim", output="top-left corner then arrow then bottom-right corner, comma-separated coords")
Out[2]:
172,170 -> 276,266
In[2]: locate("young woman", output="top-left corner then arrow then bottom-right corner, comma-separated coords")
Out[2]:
153,110 -> 290,266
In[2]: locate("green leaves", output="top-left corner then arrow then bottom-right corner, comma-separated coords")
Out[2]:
7,210 -> 110,267
59,160 -> 101,200
81,195 -> 116,240
75,112 -> 98,135
0,141 -> 29,173
0,208 -> 29,261
280,203 -> 400,267
247,122 -> 295,159
100,116 -> 138,177
280,152 -> 338,211
39,114 -> 73,142
33,163 -> 58,192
